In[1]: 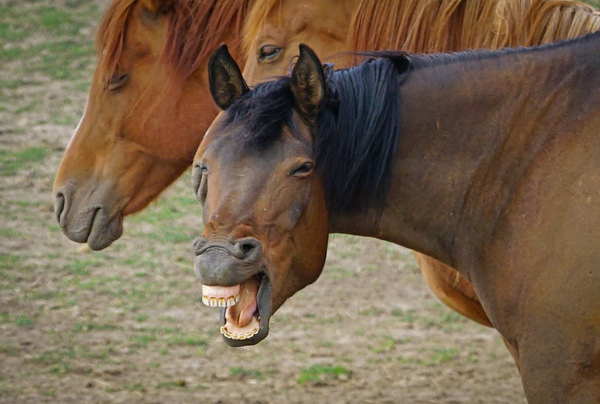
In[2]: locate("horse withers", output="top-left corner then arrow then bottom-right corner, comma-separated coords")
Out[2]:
194,36 -> 600,402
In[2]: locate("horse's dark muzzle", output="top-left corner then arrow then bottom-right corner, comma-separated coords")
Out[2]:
193,236 -> 263,285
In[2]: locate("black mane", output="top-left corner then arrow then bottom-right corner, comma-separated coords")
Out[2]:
221,53 -> 410,216
220,31 -> 600,215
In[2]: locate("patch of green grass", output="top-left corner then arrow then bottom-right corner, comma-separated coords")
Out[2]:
156,380 -> 188,390
15,100 -> 42,115
30,349 -> 75,374
65,258 -> 102,276
324,265 -> 355,279
129,334 -> 156,348
317,315 -> 341,325
369,337 -> 398,354
0,228 -> 22,238
358,308 -> 384,316
124,383 -> 145,391
10,199 -> 46,208
0,78 -> 41,89
134,314 -> 149,322
422,302 -> 466,331
0,312 -> 9,324
297,364 -> 351,385
26,290 -> 60,301
74,80 -> 92,93
339,250 -> 359,259
166,334 -> 207,347
229,367 -> 264,380
0,345 -> 20,357
398,347 -> 460,367
48,113 -> 76,125
0,147 -> 49,176
74,322 -> 121,332
424,348 -> 459,366
158,316 -> 179,323
391,308 -> 416,323
0,254 -> 22,270
14,316 -> 34,327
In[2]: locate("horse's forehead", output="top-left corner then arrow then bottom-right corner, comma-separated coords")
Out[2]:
207,120 -> 308,165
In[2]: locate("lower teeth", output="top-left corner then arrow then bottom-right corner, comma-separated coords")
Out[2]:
220,324 -> 260,340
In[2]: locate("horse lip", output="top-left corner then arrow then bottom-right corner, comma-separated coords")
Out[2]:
85,208 -> 123,251
200,244 -> 234,256
221,272 -> 273,347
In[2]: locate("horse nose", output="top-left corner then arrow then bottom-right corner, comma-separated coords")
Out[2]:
232,237 -> 262,263
193,236 -> 262,263
54,189 -> 69,227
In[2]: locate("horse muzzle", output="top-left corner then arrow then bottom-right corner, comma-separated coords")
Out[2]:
54,186 -> 123,251
192,236 -> 272,347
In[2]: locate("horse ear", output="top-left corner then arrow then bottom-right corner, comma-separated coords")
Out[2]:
290,44 -> 326,126
209,44 -> 249,110
140,0 -> 175,15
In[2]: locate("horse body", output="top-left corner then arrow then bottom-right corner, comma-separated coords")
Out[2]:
195,34 -> 600,400
242,0 -> 600,331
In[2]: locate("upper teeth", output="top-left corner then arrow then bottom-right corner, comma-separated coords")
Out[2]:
202,294 -> 240,308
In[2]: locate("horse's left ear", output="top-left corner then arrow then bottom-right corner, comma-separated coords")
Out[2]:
209,44 -> 249,110
291,44 -> 326,126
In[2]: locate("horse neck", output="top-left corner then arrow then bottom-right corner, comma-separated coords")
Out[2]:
331,35 -> 600,272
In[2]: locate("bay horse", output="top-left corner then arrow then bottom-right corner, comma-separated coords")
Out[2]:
193,38 -> 600,402
241,0 -> 600,331
51,0 -> 252,250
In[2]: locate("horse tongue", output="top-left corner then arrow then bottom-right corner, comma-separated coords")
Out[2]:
225,277 -> 260,330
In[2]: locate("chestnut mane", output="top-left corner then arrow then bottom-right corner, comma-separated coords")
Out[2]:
96,0 -> 253,85
348,0 -> 600,53
243,0 -> 600,65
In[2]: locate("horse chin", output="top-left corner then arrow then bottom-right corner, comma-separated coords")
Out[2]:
77,209 -> 123,251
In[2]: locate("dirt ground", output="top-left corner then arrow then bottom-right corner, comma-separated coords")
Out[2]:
0,0 -> 527,402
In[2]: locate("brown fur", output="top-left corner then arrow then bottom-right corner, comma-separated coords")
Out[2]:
242,0 -> 281,54
96,0 -> 251,85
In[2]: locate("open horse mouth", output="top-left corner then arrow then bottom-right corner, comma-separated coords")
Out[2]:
201,273 -> 272,347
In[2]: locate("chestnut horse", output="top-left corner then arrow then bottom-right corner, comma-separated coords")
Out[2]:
52,0 -> 252,250
194,39 -> 600,402
241,0 -> 600,332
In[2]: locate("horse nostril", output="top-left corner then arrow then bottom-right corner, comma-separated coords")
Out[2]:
54,192 -> 66,226
235,237 -> 262,262
192,236 -> 208,256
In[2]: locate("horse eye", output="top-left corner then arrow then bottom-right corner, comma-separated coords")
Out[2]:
105,73 -> 130,91
290,162 -> 314,177
258,45 -> 282,62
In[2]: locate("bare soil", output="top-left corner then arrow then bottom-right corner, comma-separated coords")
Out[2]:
0,1 -> 526,402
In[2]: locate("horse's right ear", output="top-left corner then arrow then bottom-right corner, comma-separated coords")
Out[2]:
209,45 -> 249,110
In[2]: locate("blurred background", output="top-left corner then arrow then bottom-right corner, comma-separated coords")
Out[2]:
3,0 -> 598,402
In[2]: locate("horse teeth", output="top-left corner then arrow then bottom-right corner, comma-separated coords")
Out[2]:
202,294 -> 240,307
220,325 -> 259,340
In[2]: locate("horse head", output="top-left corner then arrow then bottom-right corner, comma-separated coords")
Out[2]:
193,45 -> 329,346
52,0 -> 247,250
